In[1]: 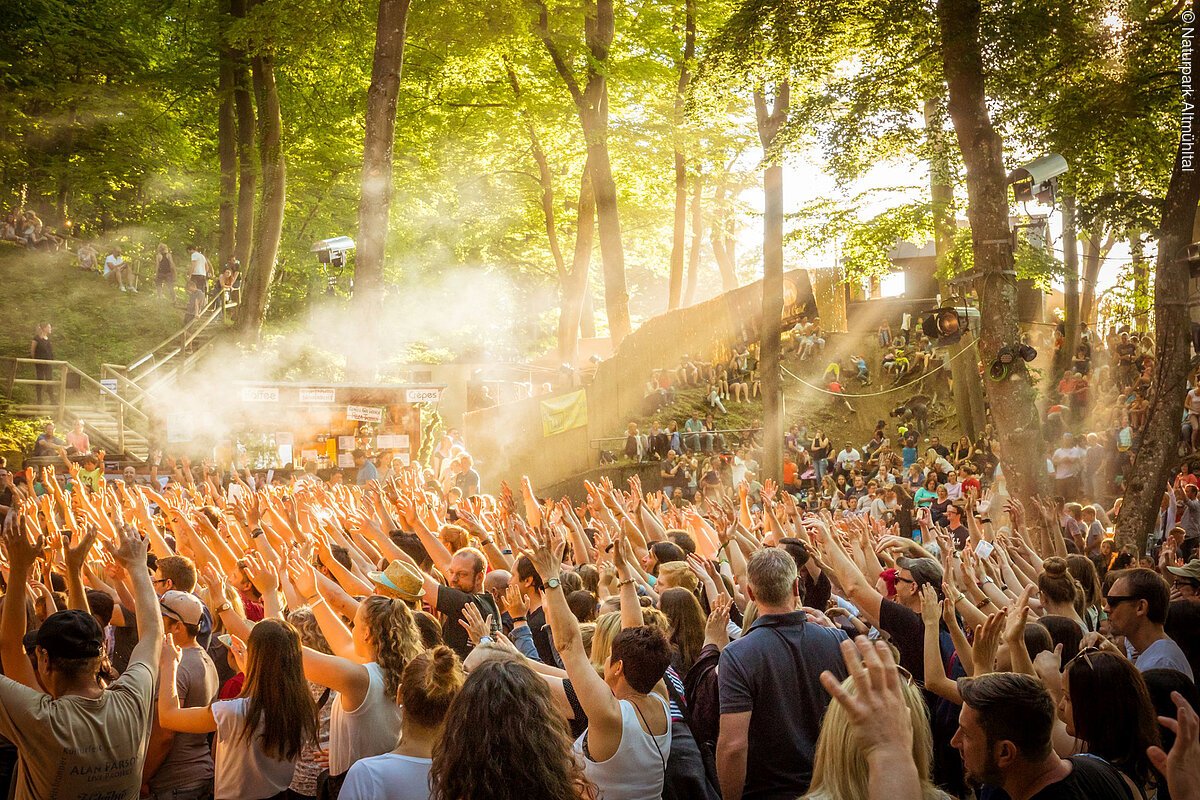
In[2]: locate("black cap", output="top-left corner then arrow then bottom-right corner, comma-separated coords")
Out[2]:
36,610 -> 104,659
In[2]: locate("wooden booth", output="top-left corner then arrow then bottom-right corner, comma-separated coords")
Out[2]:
168,382 -> 444,472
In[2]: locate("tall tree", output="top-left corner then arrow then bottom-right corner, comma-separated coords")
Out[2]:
534,0 -> 631,346
231,0 -> 257,268
239,45 -> 286,338
756,82 -> 788,484
354,0 -> 414,336
936,0 -> 1048,509
668,0 -> 697,309
217,0 -> 237,267
1116,0 -> 1200,547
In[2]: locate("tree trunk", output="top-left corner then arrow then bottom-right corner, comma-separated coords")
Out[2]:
1115,3 -> 1200,548
755,83 -> 789,485
217,0 -> 237,267
559,163 -> 595,365
1132,236 -> 1151,332
937,0 -> 1047,509
231,0 -> 256,268
711,177 -> 739,293
1079,230 -> 1114,326
238,52 -> 285,339
351,0 -> 412,375
924,96 -> 985,440
534,0 -> 630,347
684,172 -> 704,306
580,283 -> 597,338
1057,194 -> 1080,377
667,0 -> 696,310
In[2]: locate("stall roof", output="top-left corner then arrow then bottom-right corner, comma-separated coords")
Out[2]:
233,381 -> 448,390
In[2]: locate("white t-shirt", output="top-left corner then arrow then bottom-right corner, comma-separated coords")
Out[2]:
1052,447 -> 1080,479
104,254 -> 124,275
190,251 -> 209,276
340,753 -> 433,800
212,697 -> 297,800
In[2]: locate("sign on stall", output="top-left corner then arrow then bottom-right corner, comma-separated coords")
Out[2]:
299,387 -> 336,404
405,388 -> 440,404
241,387 -> 280,403
346,405 -> 384,423
100,379 -> 119,394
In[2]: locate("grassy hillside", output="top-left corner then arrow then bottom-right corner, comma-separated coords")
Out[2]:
0,244 -> 184,380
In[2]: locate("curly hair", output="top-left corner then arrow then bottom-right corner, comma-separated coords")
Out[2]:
361,595 -> 422,699
287,607 -> 332,655
431,656 -> 591,800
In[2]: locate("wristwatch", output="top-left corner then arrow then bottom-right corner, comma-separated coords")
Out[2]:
546,577 -> 562,590
216,601 -> 232,614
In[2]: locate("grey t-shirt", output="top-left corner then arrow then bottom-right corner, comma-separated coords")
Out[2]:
149,644 -> 219,792
1130,636 -> 1194,681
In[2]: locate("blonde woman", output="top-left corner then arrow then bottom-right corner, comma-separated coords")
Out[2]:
804,656 -> 952,800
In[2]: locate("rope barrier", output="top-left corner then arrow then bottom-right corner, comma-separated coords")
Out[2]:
782,342 -> 978,399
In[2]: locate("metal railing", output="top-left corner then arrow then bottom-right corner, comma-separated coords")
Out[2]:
591,426 -> 763,451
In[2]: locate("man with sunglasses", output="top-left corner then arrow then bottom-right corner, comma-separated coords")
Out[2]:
1105,568 -> 1193,679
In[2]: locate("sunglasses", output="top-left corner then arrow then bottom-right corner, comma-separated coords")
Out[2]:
1066,644 -> 1103,671
1105,594 -> 1139,607
895,576 -> 916,585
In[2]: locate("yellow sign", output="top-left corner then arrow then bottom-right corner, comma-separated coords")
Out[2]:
540,390 -> 588,437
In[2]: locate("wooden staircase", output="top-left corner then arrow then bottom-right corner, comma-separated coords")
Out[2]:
2,289 -> 238,464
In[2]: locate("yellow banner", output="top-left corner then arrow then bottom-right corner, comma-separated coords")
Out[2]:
540,390 -> 588,437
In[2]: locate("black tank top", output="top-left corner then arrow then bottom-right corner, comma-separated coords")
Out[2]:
32,336 -> 53,359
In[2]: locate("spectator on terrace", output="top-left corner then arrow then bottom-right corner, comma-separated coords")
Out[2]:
155,243 -> 176,299
77,242 -> 99,273
29,322 -> 55,404
65,419 -> 90,455
105,245 -> 132,292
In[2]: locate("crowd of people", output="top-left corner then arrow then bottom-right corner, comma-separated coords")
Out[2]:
0,395 -> 1198,800
2,210 -> 66,251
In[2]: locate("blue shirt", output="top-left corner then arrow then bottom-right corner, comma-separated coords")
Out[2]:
356,460 -> 378,485
718,611 -> 849,798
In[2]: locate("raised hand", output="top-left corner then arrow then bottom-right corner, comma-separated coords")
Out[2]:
819,637 -> 916,760
972,609 -> 1007,676
524,537 -> 565,583
919,584 -> 941,627
162,632 -> 183,667
1146,691 -> 1200,800
458,601 -> 494,646
503,582 -> 528,618
704,594 -> 732,649
65,525 -> 101,572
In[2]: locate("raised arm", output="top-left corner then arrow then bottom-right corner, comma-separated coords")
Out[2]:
1,509 -> 44,690
107,522 -> 164,674
524,538 -> 624,760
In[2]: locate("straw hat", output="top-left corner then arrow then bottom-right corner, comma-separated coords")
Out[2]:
368,560 -> 426,603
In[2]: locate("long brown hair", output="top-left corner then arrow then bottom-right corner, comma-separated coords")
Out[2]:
361,595 -> 422,698
431,656 -> 591,800
658,587 -> 706,673
239,619 -> 318,761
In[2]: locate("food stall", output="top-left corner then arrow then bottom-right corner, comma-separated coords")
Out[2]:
167,381 -> 444,473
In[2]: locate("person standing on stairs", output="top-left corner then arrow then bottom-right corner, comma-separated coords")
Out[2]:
187,244 -> 211,295
30,323 -> 56,405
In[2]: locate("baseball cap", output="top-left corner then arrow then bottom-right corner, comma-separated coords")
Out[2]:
160,590 -> 205,626
1167,559 -> 1200,581
36,610 -> 104,659
896,556 -> 944,588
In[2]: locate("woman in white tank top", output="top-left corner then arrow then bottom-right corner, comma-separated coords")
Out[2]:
288,562 -> 422,779
526,538 -> 675,800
